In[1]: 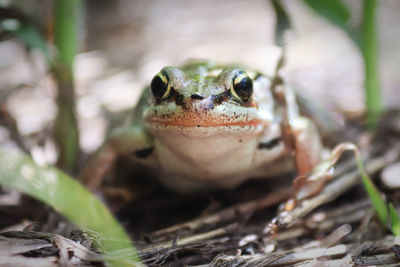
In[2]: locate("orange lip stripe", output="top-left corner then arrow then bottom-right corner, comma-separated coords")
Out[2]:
146,118 -> 262,127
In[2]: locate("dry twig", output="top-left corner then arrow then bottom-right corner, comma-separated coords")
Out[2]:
266,151 -> 396,229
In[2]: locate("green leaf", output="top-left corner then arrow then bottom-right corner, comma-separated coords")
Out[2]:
303,0 -> 382,130
17,23 -> 50,60
270,0 -> 292,47
389,203 -> 400,236
1,20 -> 51,62
0,145 -> 141,266
303,0 -> 351,30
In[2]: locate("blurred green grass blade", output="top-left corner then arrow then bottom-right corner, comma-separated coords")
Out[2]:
54,0 -> 80,69
361,0 -> 382,129
360,172 -> 388,227
53,0 -> 81,173
356,157 -> 388,227
389,203 -> 400,236
302,0 -> 350,30
270,0 -> 291,47
0,145 -> 141,266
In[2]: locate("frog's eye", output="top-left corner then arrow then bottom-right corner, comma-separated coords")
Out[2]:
230,71 -> 253,102
151,71 -> 171,101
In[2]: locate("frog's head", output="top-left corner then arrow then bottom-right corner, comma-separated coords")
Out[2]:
143,63 -> 274,134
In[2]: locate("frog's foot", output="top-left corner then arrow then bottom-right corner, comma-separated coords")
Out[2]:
291,142 -> 360,205
79,143 -> 118,191
292,156 -> 333,202
79,126 -> 153,191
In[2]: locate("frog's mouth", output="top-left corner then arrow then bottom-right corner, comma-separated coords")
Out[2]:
143,99 -> 267,128
146,117 -> 262,127
144,110 -> 263,128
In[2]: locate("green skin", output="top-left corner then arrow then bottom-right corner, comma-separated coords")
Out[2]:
80,61 -> 323,193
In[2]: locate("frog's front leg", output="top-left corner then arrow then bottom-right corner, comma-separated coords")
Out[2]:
275,85 -> 324,176
79,126 -> 153,191
274,84 -> 326,201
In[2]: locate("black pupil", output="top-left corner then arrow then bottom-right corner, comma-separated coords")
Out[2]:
151,75 -> 168,100
233,73 -> 253,101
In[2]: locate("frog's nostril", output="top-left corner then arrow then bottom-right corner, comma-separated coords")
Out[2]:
190,94 -> 204,100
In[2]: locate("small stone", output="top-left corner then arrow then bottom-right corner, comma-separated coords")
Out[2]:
381,162 -> 400,189
391,245 -> 400,259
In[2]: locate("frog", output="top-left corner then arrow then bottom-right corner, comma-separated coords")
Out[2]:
80,61 -> 323,193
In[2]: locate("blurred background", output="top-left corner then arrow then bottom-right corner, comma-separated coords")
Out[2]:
1,0 -> 399,165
